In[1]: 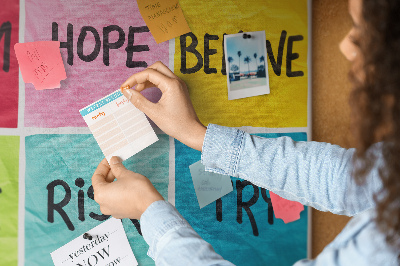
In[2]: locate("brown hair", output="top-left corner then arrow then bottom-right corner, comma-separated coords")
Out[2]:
350,0 -> 400,250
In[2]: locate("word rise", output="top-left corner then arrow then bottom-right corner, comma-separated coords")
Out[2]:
47,178 -> 142,235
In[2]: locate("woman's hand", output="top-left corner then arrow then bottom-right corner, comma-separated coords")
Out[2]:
91,157 -> 164,220
120,61 -> 206,151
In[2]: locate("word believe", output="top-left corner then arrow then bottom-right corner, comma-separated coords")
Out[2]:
180,30 -> 304,77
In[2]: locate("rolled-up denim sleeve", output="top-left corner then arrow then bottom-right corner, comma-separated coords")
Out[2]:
141,200 -> 235,265
201,124 -> 382,216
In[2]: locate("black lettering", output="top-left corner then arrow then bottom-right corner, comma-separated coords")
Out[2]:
87,185 -> 110,221
220,33 -> 227,75
77,26 -> 101,62
47,180 -> 74,231
180,32 -> 203,74
0,22 -> 11,72
130,219 -> 142,235
216,198 -> 222,222
96,245 -> 110,259
265,30 -> 286,76
204,33 -> 218,74
260,188 -> 274,225
75,178 -> 85,221
103,25 -> 125,66
236,180 -> 259,236
286,35 -> 304,77
125,26 -> 150,68
52,22 -> 74,65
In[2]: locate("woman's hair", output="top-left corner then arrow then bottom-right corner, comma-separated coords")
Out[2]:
350,0 -> 400,250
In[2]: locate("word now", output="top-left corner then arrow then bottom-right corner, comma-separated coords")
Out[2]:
52,23 -> 150,68
76,245 -> 110,266
47,178 -> 142,235
180,30 -> 304,77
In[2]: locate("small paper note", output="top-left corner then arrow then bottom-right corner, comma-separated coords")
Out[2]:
137,0 -> 191,43
51,218 -> 137,266
189,161 -> 233,208
14,41 -> 66,90
79,89 -> 158,162
270,191 -> 304,224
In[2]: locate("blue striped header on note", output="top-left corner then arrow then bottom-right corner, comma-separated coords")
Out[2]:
80,90 -> 123,116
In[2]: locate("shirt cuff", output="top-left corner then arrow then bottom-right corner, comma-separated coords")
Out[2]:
201,124 -> 245,176
140,200 -> 191,260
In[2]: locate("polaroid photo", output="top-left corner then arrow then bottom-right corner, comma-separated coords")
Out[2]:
224,31 -> 270,100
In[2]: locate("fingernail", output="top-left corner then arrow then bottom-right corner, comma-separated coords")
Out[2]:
111,156 -> 122,165
123,89 -> 133,101
120,85 -> 130,92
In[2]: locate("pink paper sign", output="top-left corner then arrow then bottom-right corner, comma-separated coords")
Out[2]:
14,41 -> 66,90
0,0 -> 19,128
270,191 -> 304,224
24,0 -> 169,127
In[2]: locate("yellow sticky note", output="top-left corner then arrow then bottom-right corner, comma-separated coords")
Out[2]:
137,0 -> 191,44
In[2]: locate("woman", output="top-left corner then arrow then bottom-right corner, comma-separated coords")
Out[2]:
91,0 -> 400,264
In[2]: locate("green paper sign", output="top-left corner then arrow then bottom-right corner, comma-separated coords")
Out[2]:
0,136 -> 20,266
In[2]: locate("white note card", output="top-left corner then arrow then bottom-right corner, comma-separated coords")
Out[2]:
51,218 -> 137,266
79,89 -> 158,162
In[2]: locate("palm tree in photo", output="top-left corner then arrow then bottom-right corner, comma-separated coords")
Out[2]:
237,51 -> 242,77
253,53 -> 258,72
260,55 -> 265,71
244,56 -> 251,78
228,56 -> 234,73
259,55 -> 266,77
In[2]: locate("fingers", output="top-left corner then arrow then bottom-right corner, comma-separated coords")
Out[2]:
147,61 -> 176,79
133,62 -> 177,92
109,156 -> 129,178
120,68 -> 172,93
92,158 -> 111,188
121,89 -> 157,116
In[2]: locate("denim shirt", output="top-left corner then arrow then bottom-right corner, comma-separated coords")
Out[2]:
140,124 -> 399,265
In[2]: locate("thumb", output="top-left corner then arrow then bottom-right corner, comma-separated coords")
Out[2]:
109,156 -> 127,178
122,88 -> 154,115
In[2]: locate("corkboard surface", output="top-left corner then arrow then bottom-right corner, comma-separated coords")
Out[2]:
311,0 -> 354,258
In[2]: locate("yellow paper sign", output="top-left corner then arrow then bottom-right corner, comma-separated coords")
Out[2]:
174,0 -> 308,128
137,0 -> 191,44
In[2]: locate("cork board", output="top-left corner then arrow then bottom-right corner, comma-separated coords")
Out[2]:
311,0 -> 353,258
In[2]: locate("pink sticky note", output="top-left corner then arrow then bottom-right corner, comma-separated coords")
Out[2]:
14,41 -> 66,90
270,191 -> 304,224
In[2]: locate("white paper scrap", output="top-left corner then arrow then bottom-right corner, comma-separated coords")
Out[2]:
51,218 -> 137,266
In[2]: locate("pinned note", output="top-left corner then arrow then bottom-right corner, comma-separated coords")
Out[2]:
14,41 -> 66,90
137,0 -> 191,43
270,191 -> 304,224
79,89 -> 158,162
51,218 -> 138,266
189,161 -> 233,208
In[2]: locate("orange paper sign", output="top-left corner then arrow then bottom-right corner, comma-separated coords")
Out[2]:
14,41 -> 66,90
137,0 -> 191,43
270,191 -> 304,224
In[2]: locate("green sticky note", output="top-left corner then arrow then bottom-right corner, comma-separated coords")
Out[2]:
0,136 -> 19,266
189,160 -> 233,208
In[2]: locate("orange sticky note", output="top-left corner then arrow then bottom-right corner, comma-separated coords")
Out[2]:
270,191 -> 304,224
14,41 -> 66,90
137,0 -> 191,43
